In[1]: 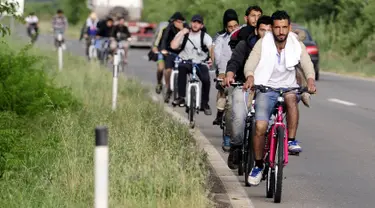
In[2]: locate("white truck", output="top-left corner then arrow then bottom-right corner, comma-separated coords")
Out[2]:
87,0 -> 156,47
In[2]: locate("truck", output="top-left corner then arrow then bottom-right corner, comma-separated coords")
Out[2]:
87,0 -> 156,47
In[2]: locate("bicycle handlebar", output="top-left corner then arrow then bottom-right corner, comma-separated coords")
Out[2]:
213,78 -> 243,87
252,85 -> 309,95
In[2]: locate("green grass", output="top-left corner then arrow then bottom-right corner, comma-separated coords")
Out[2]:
0,36 -> 213,207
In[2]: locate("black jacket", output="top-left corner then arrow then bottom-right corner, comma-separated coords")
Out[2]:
228,25 -> 256,50
160,23 -> 187,53
112,25 -> 131,40
96,20 -> 113,38
226,34 -> 258,82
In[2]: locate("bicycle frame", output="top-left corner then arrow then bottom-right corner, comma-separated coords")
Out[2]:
170,53 -> 181,92
186,62 -> 201,110
266,95 -> 289,168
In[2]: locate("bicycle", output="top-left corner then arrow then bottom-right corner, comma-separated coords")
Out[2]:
54,30 -> 64,70
253,85 -> 308,203
163,51 -> 182,102
171,59 -> 206,128
96,38 -> 110,66
88,36 -> 98,61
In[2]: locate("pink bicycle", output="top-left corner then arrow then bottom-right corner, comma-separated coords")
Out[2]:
253,85 -> 309,203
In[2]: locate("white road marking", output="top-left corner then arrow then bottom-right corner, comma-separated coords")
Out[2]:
328,98 -> 357,106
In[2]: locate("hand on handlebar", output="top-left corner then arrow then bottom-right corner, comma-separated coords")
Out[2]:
243,76 -> 254,92
307,78 -> 317,94
225,73 -> 234,87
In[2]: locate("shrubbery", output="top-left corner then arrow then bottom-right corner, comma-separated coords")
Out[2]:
0,42 -> 80,116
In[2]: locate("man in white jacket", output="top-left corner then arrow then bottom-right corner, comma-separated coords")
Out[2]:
212,9 -> 240,152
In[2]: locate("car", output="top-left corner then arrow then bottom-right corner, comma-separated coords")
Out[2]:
292,23 -> 320,80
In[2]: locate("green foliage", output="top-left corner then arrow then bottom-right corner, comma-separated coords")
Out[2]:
0,42 -> 80,116
143,0 -> 375,62
0,1 -> 24,36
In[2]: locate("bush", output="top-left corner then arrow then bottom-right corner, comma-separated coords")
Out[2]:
0,42 -> 80,116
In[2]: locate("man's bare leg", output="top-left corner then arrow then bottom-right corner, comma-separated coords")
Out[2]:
285,93 -> 302,153
163,68 -> 172,102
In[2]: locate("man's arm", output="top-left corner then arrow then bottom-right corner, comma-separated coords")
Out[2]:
244,39 -> 262,79
299,41 -> 315,80
226,40 -> 248,75
124,26 -> 131,38
213,35 -> 223,67
171,29 -> 188,50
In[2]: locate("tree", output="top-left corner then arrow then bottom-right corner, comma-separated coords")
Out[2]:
0,1 -> 24,36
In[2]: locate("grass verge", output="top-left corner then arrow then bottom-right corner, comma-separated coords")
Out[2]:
0,36 -> 212,207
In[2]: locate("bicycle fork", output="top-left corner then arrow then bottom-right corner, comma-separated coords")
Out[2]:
170,70 -> 179,91
186,82 -> 200,110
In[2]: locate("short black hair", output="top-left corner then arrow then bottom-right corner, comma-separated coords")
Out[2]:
57,9 -> 63,14
107,17 -> 114,22
271,10 -> 290,25
256,15 -> 272,29
245,5 -> 262,16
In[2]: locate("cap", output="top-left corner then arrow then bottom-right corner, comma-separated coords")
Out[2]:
191,14 -> 203,23
169,12 -> 185,22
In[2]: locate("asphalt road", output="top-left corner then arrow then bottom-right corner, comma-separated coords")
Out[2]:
14,30 -> 375,208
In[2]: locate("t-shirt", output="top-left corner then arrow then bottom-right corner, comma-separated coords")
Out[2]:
177,30 -> 212,63
25,16 -> 38,24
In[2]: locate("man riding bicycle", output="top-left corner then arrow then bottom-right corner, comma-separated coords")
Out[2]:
151,20 -> 170,94
228,6 -> 262,50
81,12 -> 99,58
52,9 -> 68,50
25,12 -> 39,41
225,15 -> 272,169
159,12 -> 186,103
111,17 -> 131,64
242,11 -> 317,186
170,14 -> 213,115
96,17 -> 115,62
212,9 -> 240,151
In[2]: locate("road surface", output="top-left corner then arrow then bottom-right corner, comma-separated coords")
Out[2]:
14,31 -> 375,208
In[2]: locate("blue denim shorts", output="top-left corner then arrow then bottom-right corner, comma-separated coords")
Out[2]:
254,88 -> 301,121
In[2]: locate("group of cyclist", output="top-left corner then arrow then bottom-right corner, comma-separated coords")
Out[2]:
25,9 -> 131,63
150,6 -> 317,186
79,12 -> 132,63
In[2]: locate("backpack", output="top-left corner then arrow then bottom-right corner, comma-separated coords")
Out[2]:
180,31 -> 209,54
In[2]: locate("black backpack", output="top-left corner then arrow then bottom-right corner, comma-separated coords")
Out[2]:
180,31 -> 209,54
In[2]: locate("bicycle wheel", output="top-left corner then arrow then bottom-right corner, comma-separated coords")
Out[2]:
274,126 -> 285,203
189,86 -> 196,128
173,74 -> 178,100
265,127 -> 275,198
238,121 -> 246,176
245,116 -> 255,186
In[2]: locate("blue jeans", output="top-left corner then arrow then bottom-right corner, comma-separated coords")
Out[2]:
231,88 -> 250,146
254,88 -> 301,122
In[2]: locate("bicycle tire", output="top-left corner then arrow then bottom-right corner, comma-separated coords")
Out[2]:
245,116 -> 255,186
266,126 -> 275,198
173,74 -> 178,100
238,122 -> 246,176
189,87 -> 196,128
274,126 -> 284,203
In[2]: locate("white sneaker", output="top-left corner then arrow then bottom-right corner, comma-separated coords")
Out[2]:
247,166 -> 264,186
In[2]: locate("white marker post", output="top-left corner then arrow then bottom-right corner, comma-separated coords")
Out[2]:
57,33 -> 63,71
112,53 -> 119,111
95,126 -> 108,208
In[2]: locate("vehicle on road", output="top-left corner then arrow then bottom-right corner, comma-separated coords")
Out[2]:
292,23 -> 320,80
87,0 -> 156,48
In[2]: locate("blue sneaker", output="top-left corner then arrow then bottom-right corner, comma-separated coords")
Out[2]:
247,166 -> 264,186
222,135 -> 230,152
288,140 -> 302,153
